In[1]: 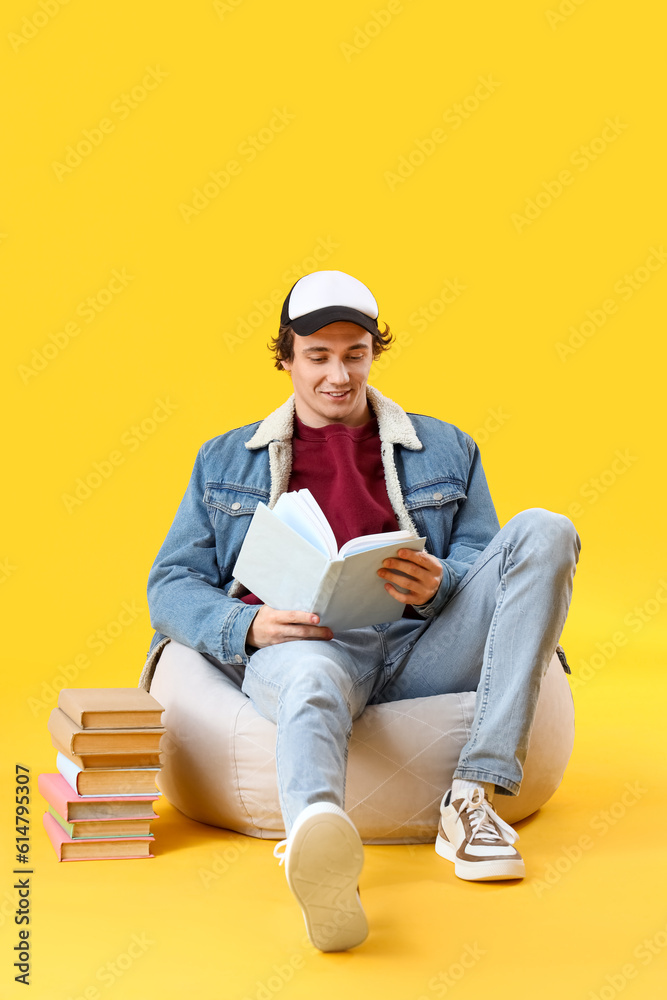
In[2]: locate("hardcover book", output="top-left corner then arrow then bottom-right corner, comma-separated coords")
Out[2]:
233,488 -> 426,631
57,687 -> 164,729
47,707 -> 165,754
56,753 -> 161,796
38,772 -> 160,820
42,811 -> 154,861
47,804 -> 153,839
50,735 -> 163,770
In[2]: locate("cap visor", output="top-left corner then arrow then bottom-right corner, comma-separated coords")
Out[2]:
291,306 -> 379,337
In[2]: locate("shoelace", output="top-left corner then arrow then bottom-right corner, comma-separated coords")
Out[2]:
272,837 -> 363,901
456,788 -> 519,846
273,839 -> 287,865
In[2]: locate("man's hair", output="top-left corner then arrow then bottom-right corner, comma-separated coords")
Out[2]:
269,322 -> 394,371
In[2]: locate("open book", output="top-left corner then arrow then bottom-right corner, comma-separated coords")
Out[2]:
232,489 -> 426,631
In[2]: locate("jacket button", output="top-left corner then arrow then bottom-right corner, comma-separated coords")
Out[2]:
433,492 -> 444,501
231,502 -> 241,510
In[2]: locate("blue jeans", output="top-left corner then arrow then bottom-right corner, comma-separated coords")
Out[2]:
241,508 -> 581,832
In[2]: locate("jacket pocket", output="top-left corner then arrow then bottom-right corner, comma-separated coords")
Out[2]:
203,483 -> 270,518
403,479 -> 467,552
403,479 -> 467,512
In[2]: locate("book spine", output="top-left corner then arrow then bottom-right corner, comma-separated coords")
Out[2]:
311,560 -> 344,622
50,736 -> 85,769
47,708 -> 75,753
57,690 -> 83,727
37,772 -> 70,822
56,752 -> 82,795
48,804 -> 74,837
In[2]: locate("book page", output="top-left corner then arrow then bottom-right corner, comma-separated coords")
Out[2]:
338,529 -> 417,559
272,490 -> 337,558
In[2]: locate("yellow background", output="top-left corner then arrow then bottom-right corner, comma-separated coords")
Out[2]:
1,1 -> 665,997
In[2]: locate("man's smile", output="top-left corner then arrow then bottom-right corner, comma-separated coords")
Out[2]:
320,389 -> 352,399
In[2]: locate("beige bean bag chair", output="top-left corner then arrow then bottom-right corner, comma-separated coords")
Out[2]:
139,639 -> 575,844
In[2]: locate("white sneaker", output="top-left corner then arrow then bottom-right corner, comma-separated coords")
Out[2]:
274,803 -> 368,952
435,787 -> 525,881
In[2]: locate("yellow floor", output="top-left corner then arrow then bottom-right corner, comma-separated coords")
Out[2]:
12,651 -> 665,1000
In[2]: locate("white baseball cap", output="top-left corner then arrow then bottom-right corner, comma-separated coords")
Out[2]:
280,270 -> 380,337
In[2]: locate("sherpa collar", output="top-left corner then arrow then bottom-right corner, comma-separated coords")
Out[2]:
244,384 -> 423,451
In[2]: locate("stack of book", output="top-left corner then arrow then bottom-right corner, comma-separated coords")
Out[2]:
40,688 -> 165,861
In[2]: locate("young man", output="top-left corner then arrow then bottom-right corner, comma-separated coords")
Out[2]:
146,269 -> 581,953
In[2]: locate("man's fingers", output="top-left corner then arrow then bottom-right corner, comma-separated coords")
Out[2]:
384,551 -> 440,571
271,611 -> 333,641
383,581 -> 415,604
380,565 -> 417,578
382,555 -> 427,572
378,560 -> 428,585
380,551 -> 443,592
397,549 -> 443,574
381,549 -> 442,605
247,606 -> 334,648
274,610 -> 321,624
278,625 -> 333,642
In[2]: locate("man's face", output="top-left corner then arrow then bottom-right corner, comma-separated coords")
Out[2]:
280,322 -> 374,427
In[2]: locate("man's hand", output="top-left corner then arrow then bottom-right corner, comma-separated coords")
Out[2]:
377,548 -> 443,607
246,604 -> 334,650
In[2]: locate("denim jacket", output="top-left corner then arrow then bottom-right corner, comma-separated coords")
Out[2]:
145,385 -> 501,670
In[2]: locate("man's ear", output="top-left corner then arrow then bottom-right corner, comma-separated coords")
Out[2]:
280,360 -> 292,373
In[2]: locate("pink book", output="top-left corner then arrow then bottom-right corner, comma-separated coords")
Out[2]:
38,773 -> 159,822
42,812 -> 154,861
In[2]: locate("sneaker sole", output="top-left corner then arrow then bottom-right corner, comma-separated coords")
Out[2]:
285,806 -> 368,952
435,833 -> 526,881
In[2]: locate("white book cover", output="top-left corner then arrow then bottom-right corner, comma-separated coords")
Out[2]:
232,490 -> 426,631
